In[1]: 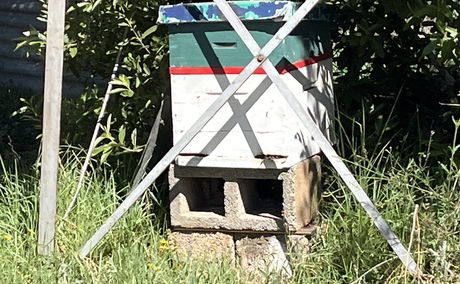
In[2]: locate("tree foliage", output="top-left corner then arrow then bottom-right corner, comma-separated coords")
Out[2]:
18,0 -> 175,165
327,0 -> 459,159
17,0 -> 460,164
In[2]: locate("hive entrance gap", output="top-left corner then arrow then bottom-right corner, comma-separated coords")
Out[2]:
240,179 -> 283,219
188,178 -> 225,216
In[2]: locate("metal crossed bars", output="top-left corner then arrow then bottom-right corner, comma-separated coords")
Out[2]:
79,0 -> 419,274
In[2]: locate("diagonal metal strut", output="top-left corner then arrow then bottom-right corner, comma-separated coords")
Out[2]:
214,0 -> 418,273
79,0 -> 321,257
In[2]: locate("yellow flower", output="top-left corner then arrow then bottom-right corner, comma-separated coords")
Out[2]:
3,234 -> 12,241
27,228 -> 34,234
147,263 -> 161,271
159,239 -> 169,250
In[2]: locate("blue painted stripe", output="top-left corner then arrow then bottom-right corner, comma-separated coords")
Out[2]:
158,1 -> 327,24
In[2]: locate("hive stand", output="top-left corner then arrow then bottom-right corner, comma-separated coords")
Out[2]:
169,156 -> 321,233
79,0 -> 418,274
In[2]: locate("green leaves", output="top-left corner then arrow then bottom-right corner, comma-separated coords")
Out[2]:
328,0 -> 460,160
14,27 -> 46,57
409,1 -> 459,67
142,25 -> 158,39
110,74 -> 135,97
422,40 -> 438,57
92,115 -> 142,164
69,47 -> 78,58
17,0 -> 169,165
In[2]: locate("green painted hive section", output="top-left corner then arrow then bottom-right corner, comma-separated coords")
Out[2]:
168,21 -> 332,70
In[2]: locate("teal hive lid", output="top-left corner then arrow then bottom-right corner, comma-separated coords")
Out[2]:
157,1 -> 326,24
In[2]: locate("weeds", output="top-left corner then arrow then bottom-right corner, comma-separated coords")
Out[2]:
1,104 -> 459,282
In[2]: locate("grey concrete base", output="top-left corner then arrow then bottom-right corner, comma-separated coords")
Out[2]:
169,156 -> 321,233
235,235 -> 292,279
287,235 -> 312,255
281,156 -> 322,231
169,231 -> 294,279
168,232 -> 235,262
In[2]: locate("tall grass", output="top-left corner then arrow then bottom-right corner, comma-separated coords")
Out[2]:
0,121 -> 459,283
0,150 -> 246,283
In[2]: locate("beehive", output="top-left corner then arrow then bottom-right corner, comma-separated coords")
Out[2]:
159,1 -> 334,169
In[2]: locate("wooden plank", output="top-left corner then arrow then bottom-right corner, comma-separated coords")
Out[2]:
170,61 -> 334,169
167,21 -> 331,69
170,73 -> 296,132
213,0 -> 418,272
174,165 -> 284,179
130,100 -> 164,190
79,0 -> 319,257
37,0 -> 66,256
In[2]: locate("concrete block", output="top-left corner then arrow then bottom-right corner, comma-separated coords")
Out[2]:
168,232 -> 235,262
169,155 -> 321,233
281,155 -> 322,231
223,180 -> 283,231
235,235 -> 292,278
169,168 -> 226,229
287,235 -> 312,255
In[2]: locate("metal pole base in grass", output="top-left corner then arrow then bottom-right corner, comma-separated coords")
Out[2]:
80,0 -> 419,274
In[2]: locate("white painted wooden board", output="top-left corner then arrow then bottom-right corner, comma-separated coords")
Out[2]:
172,59 -> 334,169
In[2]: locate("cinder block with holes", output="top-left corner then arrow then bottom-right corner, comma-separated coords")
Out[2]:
169,155 -> 321,233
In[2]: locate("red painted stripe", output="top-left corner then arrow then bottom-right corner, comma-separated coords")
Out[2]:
169,52 -> 332,75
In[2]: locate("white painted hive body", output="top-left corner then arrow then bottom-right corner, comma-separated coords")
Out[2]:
162,3 -> 335,170
171,59 -> 334,169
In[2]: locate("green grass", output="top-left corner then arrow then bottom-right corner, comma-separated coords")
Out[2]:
0,152 -> 246,283
0,124 -> 459,283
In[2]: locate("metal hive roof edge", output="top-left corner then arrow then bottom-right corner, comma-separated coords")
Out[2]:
157,1 -> 327,24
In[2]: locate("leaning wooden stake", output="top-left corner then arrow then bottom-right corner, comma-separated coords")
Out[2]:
214,0 -> 418,273
38,0 -> 66,255
130,100 -> 164,191
79,0 -> 319,257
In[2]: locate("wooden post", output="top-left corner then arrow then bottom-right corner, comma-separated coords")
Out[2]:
38,0 -> 66,255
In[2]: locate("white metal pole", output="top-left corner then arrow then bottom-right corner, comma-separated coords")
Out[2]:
38,0 -> 66,255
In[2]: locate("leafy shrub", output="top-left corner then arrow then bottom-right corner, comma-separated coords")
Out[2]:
0,87 -> 40,165
328,0 -> 459,157
16,0 -> 176,172
16,0 -> 460,166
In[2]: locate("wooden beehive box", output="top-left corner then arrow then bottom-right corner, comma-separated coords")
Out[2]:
159,1 -> 334,169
